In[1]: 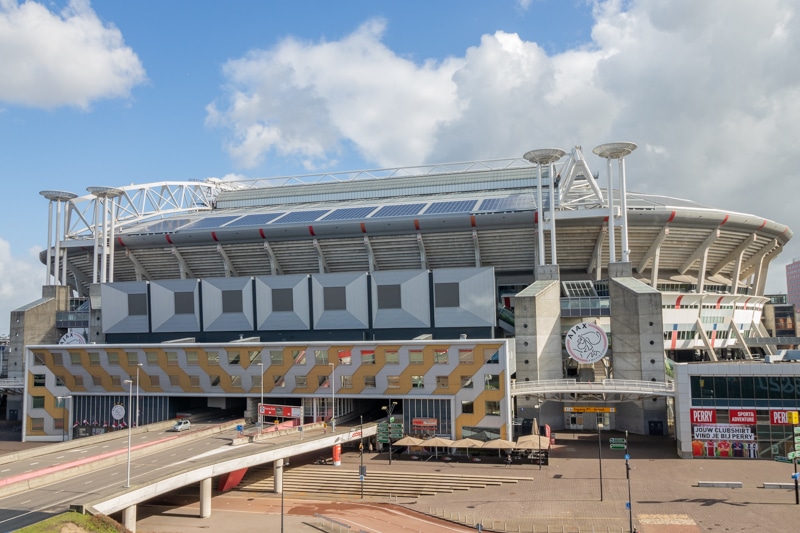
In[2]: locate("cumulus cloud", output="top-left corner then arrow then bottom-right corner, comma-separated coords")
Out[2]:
0,0 -> 146,109
208,0 -> 800,291
0,239 -> 45,335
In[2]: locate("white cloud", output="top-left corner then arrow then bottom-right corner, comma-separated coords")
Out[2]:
209,0 -> 799,292
0,239 -> 45,336
0,0 -> 146,109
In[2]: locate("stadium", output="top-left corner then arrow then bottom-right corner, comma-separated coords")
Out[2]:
10,142 -> 799,459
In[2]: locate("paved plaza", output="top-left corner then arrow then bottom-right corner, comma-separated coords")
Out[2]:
134,430 -> 800,532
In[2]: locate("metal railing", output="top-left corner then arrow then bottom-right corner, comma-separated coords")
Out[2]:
511,378 -> 675,397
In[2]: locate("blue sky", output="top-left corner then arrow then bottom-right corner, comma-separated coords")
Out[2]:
0,0 -> 799,333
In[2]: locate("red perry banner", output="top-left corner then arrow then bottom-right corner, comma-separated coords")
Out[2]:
412,418 -> 438,428
690,409 -> 716,424
771,410 -> 793,425
729,409 -> 756,424
260,404 -> 302,418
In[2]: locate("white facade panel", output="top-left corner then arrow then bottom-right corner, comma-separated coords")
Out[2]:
255,275 -> 310,330
311,272 -> 369,330
150,280 -> 201,333
371,269 -> 431,329
101,281 -> 149,334
202,277 -> 255,331
433,267 -> 496,328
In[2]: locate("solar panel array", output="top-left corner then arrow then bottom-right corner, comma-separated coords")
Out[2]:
273,210 -> 330,224
226,213 -> 284,227
424,200 -> 478,214
180,216 -> 240,231
371,203 -> 426,218
322,206 -> 378,221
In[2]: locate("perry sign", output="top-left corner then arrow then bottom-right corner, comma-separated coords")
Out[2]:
565,322 -> 609,364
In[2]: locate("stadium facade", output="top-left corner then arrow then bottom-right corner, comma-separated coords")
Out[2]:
9,143 -> 800,459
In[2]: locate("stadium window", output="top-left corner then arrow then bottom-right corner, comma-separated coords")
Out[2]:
411,375 -> 424,388
111,376 -> 121,387
54,418 -> 64,431
228,351 -> 241,365
32,396 -> 44,409
274,375 -> 285,388
166,352 -> 179,366
252,375 -> 262,390
126,352 -> 139,365
190,376 -> 200,387
387,376 -> 400,389
293,350 -> 306,365
484,349 -> 500,364
174,291 -> 194,314
73,375 -> 83,387
207,352 -> 220,365
364,375 -> 376,388
385,350 -> 399,364
230,376 -> 242,389
33,374 -> 46,387
338,350 -> 352,364
146,351 -> 159,365
30,418 -> 44,431
461,401 -> 474,414
169,375 -> 180,387
460,375 -> 473,388
186,351 -> 199,365
377,284 -> 402,309
272,288 -> 293,312
222,290 -> 243,313
89,352 -> 100,366
484,374 -> 500,390
409,350 -> 424,364
210,375 -> 221,387
128,293 -> 147,316
341,375 -> 353,388
249,350 -> 261,364
318,375 -> 329,387
70,352 -> 81,365
52,353 -> 63,367
436,376 -> 449,388
270,350 -> 284,365
324,286 -> 347,310
314,350 -> 328,365
149,375 -> 160,387
295,376 -> 307,388
361,351 -> 376,365
458,349 -> 474,364
33,352 -> 47,366
434,349 -> 448,364
107,352 -> 120,365
485,401 -> 501,416
434,282 -> 460,307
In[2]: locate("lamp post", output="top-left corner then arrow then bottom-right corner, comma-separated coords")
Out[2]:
56,396 -> 71,442
258,362 -> 264,433
135,364 -> 142,427
124,379 -> 133,488
360,415 -> 364,499
598,421 -> 604,501
328,362 -> 335,431
382,401 -> 397,465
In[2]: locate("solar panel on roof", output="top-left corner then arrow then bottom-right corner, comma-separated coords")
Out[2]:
424,200 -> 477,214
322,206 -> 377,221
371,203 -> 426,218
273,210 -> 329,224
178,216 -> 240,231
141,219 -> 192,233
226,213 -> 284,227
477,195 -> 534,211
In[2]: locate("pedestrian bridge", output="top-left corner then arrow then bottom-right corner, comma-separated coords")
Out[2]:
511,378 -> 675,402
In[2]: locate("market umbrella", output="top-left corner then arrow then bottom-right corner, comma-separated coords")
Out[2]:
393,436 -> 423,446
451,437 -> 483,457
422,436 -> 454,458
481,438 -> 516,457
516,434 -> 551,450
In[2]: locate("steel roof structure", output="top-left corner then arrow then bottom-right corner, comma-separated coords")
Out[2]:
42,147 -> 792,298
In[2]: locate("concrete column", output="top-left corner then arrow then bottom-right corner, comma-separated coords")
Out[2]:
199,477 -> 212,518
122,504 -> 137,533
274,458 -> 284,493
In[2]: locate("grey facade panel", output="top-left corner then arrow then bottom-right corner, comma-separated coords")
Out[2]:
311,272 -> 369,330
151,280 -> 201,333
371,270 -> 431,328
101,281 -> 149,334
202,277 -> 255,332
255,275 -> 310,330
433,267 -> 497,328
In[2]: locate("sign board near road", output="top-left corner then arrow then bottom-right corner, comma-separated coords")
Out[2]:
610,444 -> 626,450
609,438 -> 626,444
564,407 -> 616,413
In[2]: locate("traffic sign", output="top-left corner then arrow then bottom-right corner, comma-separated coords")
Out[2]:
788,451 -> 797,460
610,444 -> 626,450
775,456 -> 793,463
609,438 -> 626,444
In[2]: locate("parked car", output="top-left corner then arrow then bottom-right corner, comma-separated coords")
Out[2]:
170,419 -> 192,432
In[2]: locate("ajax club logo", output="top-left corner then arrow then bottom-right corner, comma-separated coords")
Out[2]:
565,322 -> 608,364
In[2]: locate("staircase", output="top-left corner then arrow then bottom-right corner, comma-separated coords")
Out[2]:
236,464 -> 527,499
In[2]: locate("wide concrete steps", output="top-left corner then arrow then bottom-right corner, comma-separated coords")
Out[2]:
236,464 -> 526,498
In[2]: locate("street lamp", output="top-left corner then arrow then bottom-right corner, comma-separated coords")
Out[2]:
598,421 -> 604,501
56,396 -> 71,442
328,362 -> 335,431
359,415 -> 364,499
258,362 -> 264,433
135,364 -> 142,427
124,379 -> 133,488
381,401 -> 397,465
